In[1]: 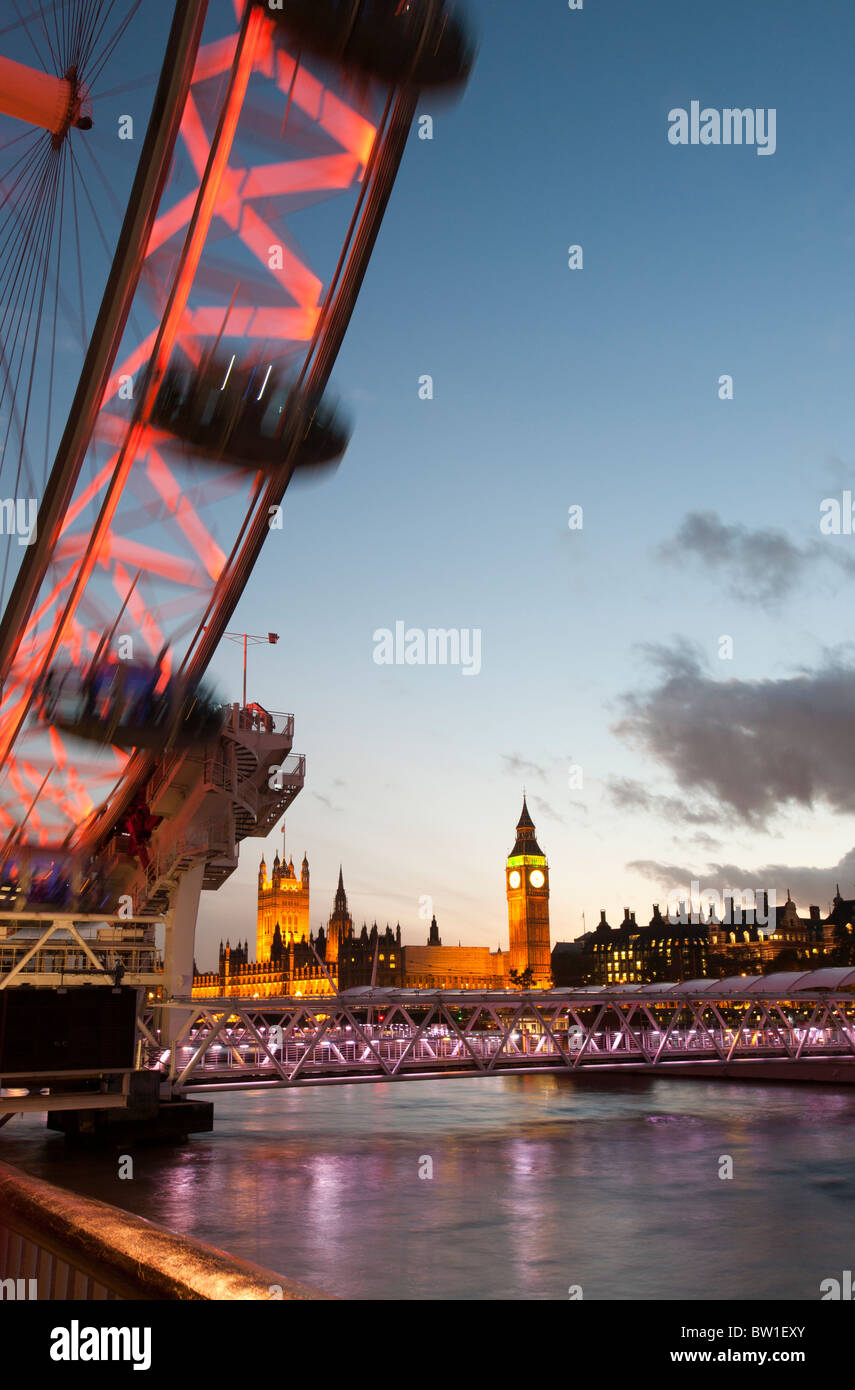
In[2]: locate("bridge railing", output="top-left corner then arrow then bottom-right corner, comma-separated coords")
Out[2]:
167,1025 -> 855,1074
223,704 -> 295,740
0,1159 -> 330,1300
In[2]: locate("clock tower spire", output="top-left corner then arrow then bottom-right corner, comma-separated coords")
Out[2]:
506,796 -> 551,986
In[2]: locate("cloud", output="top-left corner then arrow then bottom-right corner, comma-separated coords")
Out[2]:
530,794 -> 568,825
821,455 -> 854,489
501,757 -> 584,822
685,831 -> 723,853
501,753 -> 550,780
311,791 -> 342,812
628,846 -> 855,909
614,644 -> 855,827
606,775 -> 724,826
658,509 -> 855,606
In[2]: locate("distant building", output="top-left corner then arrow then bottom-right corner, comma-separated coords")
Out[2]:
403,915 -> 508,988
825,887 -> 855,962
194,929 -> 331,999
325,866 -> 350,966
337,918 -> 403,989
551,939 -> 591,988
585,906 -> 708,985
707,890 -> 834,967
194,863 -> 404,997
320,866 -> 404,986
576,888 -> 848,986
196,794 -> 548,997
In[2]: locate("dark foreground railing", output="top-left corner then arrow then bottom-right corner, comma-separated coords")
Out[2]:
0,1160 -> 330,1300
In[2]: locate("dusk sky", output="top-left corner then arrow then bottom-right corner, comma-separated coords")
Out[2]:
4,0 -> 854,968
185,0 -> 855,966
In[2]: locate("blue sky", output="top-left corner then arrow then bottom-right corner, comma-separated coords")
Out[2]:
192,0 -> 855,964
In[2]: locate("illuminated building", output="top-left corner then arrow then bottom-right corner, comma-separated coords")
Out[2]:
194,926 -> 333,999
315,865 -> 403,986
325,866 -> 349,966
402,930 -> 508,989
194,863 -> 402,997
707,891 -> 837,968
505,798 -> 551,986
256,843 -> 309,960
195,796 -> 560,998
586,907 -> 708,985
575,889 -> 846,986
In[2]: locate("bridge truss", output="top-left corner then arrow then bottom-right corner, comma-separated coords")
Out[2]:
142,971 -> 855,1092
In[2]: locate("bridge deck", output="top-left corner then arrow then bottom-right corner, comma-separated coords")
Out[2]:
139,985 -> 855,1092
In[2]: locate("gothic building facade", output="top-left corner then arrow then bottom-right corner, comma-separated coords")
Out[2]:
193,862 -> 405,997
256,847 -> 309,960
195,797 -> 556,999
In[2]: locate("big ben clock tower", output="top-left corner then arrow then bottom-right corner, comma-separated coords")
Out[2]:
506,796 -> 551,986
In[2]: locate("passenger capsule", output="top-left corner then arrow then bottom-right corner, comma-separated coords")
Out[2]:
261,0 -> 475,90
151,358 -> 351,477
34,661 -> 225,752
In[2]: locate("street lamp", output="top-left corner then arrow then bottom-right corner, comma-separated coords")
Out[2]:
219,630 -> 279,706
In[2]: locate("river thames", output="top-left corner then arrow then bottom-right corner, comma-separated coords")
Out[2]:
3,1075 -> 854,1300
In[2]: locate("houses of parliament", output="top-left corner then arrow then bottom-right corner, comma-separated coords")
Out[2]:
193,799 -> 551,997
191,787 -> 855,997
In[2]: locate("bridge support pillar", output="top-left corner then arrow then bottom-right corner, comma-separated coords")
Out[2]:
161,860 -> 204,1047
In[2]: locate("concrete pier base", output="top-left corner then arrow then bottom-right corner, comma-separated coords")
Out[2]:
46,1070 -> 214,1145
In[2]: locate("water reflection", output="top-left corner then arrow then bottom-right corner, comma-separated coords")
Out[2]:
3,1075 -> 855,1300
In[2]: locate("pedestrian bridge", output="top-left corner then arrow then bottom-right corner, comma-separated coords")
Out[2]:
144,968 -> 855,1091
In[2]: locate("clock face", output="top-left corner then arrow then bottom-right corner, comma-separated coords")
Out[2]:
530,869 -> 545,888
508,870 -> 521,889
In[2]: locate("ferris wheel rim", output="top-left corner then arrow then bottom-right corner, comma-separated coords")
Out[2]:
0,1 -> 210,691
0,0 -> 459,858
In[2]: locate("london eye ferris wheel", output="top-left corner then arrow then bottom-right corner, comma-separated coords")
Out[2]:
0,0 -> 474,878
